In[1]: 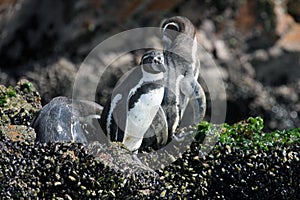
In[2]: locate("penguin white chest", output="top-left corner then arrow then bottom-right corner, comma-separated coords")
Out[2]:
127,87 -> 164,133
124,87 -> 164,151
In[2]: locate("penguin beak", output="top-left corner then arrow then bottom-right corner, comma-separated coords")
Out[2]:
153,57 -> 166,72
157,63 -> 166,73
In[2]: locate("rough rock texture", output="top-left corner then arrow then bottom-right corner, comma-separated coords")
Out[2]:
0,80 -> 299,199
0,1 -> 299,130
1,125 -> 36,142
0,79 -> 41,127
0,139 -> 160,199
0,81 -> 160,199
0,100 -> 299,199
26,58 -> 77,105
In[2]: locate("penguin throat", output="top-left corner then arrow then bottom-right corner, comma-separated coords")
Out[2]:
141,67 -> 164,82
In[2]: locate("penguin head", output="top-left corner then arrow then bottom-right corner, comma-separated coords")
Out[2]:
141,50 -> 165,74
161,16 -> 196,50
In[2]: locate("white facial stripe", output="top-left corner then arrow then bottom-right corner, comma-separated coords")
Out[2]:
107,94 -> 122,141
141,54 -> 153,62
162,22 -> 180,50
163,22 -> 180,32
142,56 -> 163,65
142,51 -> 164,66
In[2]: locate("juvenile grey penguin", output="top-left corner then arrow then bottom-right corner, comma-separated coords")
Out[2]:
100,50 -> 166,152
160,16 -> 206,140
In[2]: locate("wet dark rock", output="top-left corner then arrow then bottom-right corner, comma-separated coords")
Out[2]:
0,0 -> 87,67
234,0 -> 277,52
32,96 -> 104,144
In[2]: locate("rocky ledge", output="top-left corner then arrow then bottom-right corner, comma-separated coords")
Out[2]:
0,80 -> 299,199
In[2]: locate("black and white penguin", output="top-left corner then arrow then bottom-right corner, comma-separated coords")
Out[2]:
160,16 -> 206,139
100,50 -> 166,152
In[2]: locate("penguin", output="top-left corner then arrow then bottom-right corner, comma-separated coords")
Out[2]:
100,50 -> 166,152
140,104 -> 168,151
160,16 -> 206,140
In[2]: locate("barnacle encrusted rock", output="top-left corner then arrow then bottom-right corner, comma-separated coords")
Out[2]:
0,79 -> 41,127
0,79 -> 41,142
86,141 -> 159,176
0,80 -> 299,199
1,125 -> 36,143
0,110 -> 299,199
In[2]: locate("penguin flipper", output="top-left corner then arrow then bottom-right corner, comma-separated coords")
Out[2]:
180,79 -> 206,127
141,105 -> 168,150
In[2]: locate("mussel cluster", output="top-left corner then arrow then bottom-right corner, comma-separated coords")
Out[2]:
153,141 -> 299,199
0,118 -> 299,199
0,80 -> 299,199
0,136 -> 160,199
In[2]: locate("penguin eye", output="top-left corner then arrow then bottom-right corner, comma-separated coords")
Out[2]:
142,57 -> 153,64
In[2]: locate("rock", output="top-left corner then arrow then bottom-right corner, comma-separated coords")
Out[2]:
0,125 -> 36,143
234,0 -> 277,51
86,141 -> 158,176
0,105 -> 298,199
26,58 -> 77,104
32,96 -> 104,144
274,85 -> 298,103
278,24 -> 300,51
149,118 -> 300,199
274,0 -> 300,51
0,1 -> 299,132
287,0 -> 300,22
214,39 -> 232,61
0,79 -> 42,127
